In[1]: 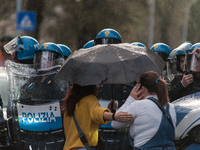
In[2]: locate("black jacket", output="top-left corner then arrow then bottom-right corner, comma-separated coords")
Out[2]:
19,74 -> 66,104
169,73 -> 200,102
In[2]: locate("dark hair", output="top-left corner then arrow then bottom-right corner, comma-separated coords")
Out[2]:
61,83 -> 98,116
139,71 -> 169,106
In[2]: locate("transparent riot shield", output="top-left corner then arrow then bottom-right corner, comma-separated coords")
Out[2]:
98,83 -> 134,150
5,60 -> 68,150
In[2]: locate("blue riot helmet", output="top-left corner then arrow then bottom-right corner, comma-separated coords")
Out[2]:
150,43 -> 172,62
191,42 -> 200,50
175,42 -> 192,73
131,42 -> 146,47
57,44 -> 72,59
4,36 -> 39,64
34,42 -> 63,75
83,40 -> 94,49
94,28 -> 122,45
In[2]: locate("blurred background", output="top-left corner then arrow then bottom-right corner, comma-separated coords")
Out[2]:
0,0 -> 200,51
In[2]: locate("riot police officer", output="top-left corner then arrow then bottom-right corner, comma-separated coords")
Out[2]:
4,36 -> 39,64
6,42 -> 66,150
150,43 -> 172,67
94,28 -> 131,150
168,42 -> 194,102
150,43 -> 172,83
166,49 -> 178,82
3,36 -> 39,149
131,42 -> 146,47
57,44 -> 72,60
4,36 -> 39,117
94,28 -> 122,45
56,44 -> 72,95
19,42 -> 66,104
83,40 -> 94,49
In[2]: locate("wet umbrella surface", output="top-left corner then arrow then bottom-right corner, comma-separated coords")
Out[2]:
55,43 -> 165,86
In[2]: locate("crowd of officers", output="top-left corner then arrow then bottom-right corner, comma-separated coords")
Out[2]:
1,29 -> 200,104
0,28 -> 200,149
83,29 -> 200,103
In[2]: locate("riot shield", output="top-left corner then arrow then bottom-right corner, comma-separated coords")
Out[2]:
98,83 -> 134,150
172,92 -> 200,150
5,60 -> 68,150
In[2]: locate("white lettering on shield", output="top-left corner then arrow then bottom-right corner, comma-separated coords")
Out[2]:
22,112 -> 56,123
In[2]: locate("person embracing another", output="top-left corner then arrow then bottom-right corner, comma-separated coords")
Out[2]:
62,83 -> 133,150
112,71 -> 176,150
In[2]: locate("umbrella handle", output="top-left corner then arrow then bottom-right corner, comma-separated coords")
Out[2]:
110,99 -> 116,113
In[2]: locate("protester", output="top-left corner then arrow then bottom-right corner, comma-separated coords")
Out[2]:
112,71 -> 176,150
62,83 -> 133,150
175,42 -> 192,73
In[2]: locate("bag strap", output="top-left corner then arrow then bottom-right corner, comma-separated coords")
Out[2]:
147,97 -> 174,130
73,115 -> 91,150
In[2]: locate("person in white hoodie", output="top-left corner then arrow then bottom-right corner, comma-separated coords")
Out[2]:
112,71 -> 176,150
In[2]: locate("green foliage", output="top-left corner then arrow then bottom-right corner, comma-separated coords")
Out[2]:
1,0 -> 200,51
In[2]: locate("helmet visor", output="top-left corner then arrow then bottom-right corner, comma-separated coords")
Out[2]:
166,60 -> 177,79
184,53 -> 192,73
3,36 -> 22,54
190,54 -> 200,72
34,51 -> 61,75
94,38 -> 121,45
155,51 -> 169,62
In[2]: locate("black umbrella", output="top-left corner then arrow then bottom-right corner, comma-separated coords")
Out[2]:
55,43 -> 165,86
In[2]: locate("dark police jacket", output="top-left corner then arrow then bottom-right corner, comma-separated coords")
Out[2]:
169,73 -> 200,102
19,74 -> 66,104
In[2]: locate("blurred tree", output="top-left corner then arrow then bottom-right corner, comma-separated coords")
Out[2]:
188,1 -> 200,44
1,0 -> 199,51
40,0 -> 149,50
24,0 -> 45,40
155,0 -> 174,44
0,1 -> 16,36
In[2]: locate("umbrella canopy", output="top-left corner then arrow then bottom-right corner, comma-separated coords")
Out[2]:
55,43 -> 165,86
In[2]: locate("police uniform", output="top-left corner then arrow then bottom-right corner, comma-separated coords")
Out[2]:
169,73 -> 200,102
14,74 -> 67,150
19,74 -> 66,104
